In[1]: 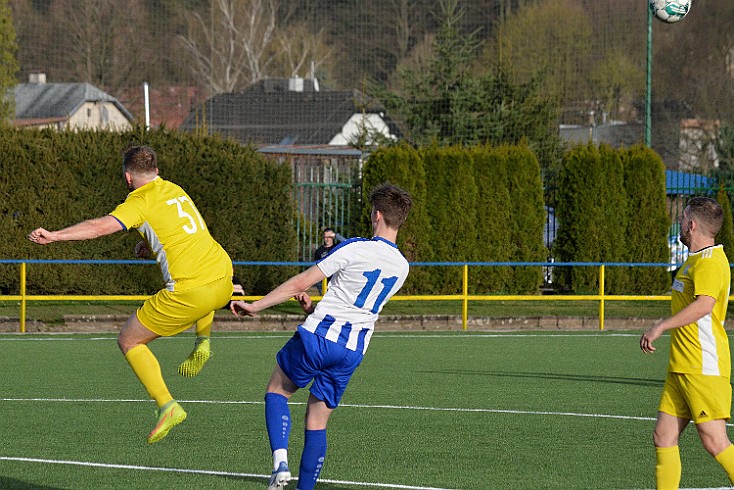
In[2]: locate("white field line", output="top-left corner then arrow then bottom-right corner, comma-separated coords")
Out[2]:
5,396 -> 734,430
0,396 -> 659,423
0,455 -> 728,490
0,456 -> 460,490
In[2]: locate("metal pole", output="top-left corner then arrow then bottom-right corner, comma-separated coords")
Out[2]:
143,82 -> 151,131
462,264 -> 469,330
645,4 -> 653,147
599,264 -> 605,331
20,262 -> 26,333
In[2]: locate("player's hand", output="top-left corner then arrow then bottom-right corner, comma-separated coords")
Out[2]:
294,292 -> 314,314
232,283 -> 245,296
134,240 -> 151,258
640,324 -> 662,354
231,300 -> 257,317
27,228 -> 54,245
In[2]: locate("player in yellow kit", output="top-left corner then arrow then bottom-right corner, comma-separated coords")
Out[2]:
640,196 -> 734,489
28,145 -> 233,444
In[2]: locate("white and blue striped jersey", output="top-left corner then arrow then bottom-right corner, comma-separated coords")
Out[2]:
301,237 -> 409,354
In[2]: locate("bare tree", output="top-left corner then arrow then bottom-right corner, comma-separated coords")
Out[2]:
49,0 -> 149,90
180,0 -> 334,93
179,0 -> 277,93
274,23 -> 332,79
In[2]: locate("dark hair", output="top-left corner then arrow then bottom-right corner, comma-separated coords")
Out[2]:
687,196 -> 724,235
369,183 -> 413,229
122,145 -> 158,174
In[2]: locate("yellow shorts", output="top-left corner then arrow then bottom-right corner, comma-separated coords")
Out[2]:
658,372 -> 732,424
137,276 -> 234,337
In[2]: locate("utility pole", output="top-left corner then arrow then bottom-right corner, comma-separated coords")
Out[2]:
645,4 -> 653,147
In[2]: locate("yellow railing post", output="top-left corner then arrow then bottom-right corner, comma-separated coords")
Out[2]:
462,264 -> 468,331
599,264 -> 605,331
20,262 -> 27,333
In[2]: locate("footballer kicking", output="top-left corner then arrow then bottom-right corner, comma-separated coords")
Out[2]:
28,145 -> 233,444
231,183 -> 413,490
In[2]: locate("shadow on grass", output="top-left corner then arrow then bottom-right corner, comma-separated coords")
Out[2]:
0,478 -> 64,489
421,369 -> 665,387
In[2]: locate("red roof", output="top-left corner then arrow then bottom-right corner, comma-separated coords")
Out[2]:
116,86 -> 209,129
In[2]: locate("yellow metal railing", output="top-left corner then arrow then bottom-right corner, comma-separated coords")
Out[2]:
1,260 -> 682,333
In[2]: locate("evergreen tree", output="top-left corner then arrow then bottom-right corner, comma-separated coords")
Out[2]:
0,0 -> 18,122
502,145 -> 545,292
622,145 -> 669,294
597,144 -> 628,293
469,145 -> 512,293
421,145 -> 478,293
555,144 -> 607,292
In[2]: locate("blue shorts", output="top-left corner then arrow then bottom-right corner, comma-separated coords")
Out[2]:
276,326 -> 364,409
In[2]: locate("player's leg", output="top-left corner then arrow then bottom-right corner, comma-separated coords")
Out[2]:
296,394 -> 333,490
265,364 -> 300,490
696,419 -> 734,483
179,277 -> 233,377
296,339 -> 362,490
178,310 -> 215,377
653,411 -> 689,490
118,312 -> 168,406
118,312 -> 187,444
690,374 -> 734,483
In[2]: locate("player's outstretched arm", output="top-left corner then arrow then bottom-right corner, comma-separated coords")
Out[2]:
232,266 -> 325,317
28,216 -> 123,245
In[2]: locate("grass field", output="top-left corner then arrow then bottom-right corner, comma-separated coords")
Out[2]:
1,330 -> 732,490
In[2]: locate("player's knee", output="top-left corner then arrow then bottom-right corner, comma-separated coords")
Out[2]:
653,428 -> 677,448
117,335 -> 130,354
701,434 -> 731,456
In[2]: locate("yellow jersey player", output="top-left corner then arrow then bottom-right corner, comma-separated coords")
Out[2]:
640,196 -> 734,489
28,145 -> 233,444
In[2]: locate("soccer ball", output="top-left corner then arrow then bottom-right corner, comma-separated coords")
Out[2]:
649,0 -> 691,23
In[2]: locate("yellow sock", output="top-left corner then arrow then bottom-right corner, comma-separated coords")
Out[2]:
656,446 -> 681,490
715,444 -> 734,484
125,345 -> 173,408
194,311 -> 214,338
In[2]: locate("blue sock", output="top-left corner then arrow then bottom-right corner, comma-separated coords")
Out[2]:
264,392 -> 291,452
297,429 -> 327,490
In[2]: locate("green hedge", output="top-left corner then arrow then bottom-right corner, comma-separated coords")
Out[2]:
555,143 -> 669,294
1,127 -> 680,297
360,143 -> 434,294
0,127 -> 296,295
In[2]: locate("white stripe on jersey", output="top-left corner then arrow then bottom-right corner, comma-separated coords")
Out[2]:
139,222 -> 174,291
301,237 -> 409,354
698,313 -> 720,376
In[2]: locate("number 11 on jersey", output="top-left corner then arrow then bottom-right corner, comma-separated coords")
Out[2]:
354,269 -> 398,314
